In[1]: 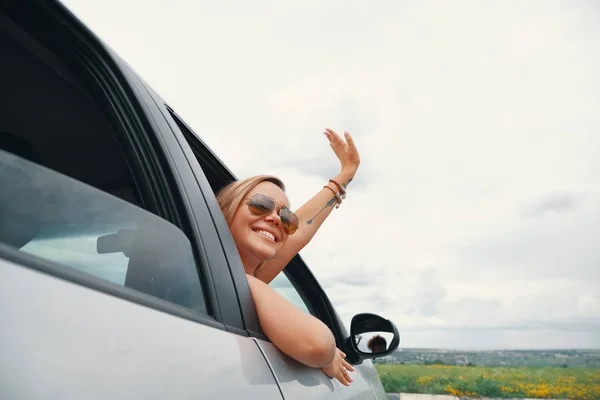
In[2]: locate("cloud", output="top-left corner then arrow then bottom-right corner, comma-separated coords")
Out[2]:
451,205 -> 600,282
523,192 -> 583,218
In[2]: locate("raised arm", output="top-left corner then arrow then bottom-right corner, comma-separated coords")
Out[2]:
254,128 -> 360,284
246,274 -> 336,368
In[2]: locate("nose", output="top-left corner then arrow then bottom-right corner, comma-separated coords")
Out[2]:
264,207 -> 281,225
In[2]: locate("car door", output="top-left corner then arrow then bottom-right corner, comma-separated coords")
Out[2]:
0,155 -> 283,399
0,1 -> 282,398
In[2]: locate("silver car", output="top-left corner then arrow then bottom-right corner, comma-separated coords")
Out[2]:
0,1 -> 399,398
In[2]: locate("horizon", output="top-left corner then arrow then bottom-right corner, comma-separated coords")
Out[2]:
398,346 -> 600,351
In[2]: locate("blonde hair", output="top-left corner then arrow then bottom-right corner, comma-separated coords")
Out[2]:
216,175 -> 286,272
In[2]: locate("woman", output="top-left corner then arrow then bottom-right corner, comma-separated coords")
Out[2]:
216,128 -> 360,386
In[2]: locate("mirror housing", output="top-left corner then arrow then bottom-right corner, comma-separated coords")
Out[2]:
343,313 -> 400,365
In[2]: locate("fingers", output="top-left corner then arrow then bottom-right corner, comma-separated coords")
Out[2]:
323,128 -> 345,147
322,367 -> 351,386
338,350 -> 354,385
341,360 -> 355,385
340,350 -> 356,371
344,130 -> 358,152
322,349 -> 356,387
324,128 -> 343,140
324,128 -> 350,162
343,359 -> 355,372
337,370 -> 352,386
343,370 -> 354,384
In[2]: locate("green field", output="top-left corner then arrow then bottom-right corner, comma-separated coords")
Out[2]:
376,364 -> 600,399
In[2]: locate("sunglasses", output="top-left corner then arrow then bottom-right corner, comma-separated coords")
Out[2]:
246,193 -> 299,235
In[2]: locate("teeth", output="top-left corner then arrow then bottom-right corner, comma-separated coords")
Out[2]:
256,230 -> 276,242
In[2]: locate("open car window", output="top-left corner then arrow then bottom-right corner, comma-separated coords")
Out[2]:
269,272 -> 313,315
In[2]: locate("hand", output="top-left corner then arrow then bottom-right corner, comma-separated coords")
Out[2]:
321,348 -> 356,386
323,128 -> 360,178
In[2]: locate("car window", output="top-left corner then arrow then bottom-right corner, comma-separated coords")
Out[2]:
269,272 -> 313,315
21,224 -> 130,286
0,150 -> 207,314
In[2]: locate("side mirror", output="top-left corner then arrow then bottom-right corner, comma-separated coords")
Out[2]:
344,313 -> 399,364
97,229 -> 137,256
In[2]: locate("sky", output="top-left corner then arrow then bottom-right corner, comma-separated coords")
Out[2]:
60,0 -> 600,349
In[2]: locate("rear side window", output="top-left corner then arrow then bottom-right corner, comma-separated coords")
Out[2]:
0,150 -> 207,314
270,272 -> 313,316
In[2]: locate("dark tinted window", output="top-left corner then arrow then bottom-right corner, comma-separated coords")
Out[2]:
0,150 -> 207,314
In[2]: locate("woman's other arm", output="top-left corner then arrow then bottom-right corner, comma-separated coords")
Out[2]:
254,129 -> 360,284
246,274 -> 336,368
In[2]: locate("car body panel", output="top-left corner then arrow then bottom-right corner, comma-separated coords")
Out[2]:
256,340 -> 375,400
362,360 -> 388,399
0,258 -> 283,399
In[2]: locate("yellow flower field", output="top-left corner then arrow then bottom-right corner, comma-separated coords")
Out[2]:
375,364 -> 600,399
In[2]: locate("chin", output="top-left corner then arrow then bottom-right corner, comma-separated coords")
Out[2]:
257,247 -> 278,261
252,242 -> 279,261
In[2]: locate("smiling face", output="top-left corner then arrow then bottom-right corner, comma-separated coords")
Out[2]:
229,181 -> 291,273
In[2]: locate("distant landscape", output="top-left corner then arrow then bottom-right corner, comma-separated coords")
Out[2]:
375,349 -> 600,399
377,348 -> 600,368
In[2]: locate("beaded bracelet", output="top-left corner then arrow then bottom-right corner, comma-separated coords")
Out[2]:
323,185 -> 337,196
328,179 -> 347,199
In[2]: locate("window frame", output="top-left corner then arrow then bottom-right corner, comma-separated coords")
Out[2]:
165,106 -> 265,337
2,0 -> 244,332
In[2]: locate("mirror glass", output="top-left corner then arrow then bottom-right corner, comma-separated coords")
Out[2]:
354,331 -> 395,353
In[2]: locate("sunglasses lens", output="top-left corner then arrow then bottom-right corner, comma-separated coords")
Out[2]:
280,209 -> 299,235
248,194 -> 275,216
